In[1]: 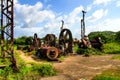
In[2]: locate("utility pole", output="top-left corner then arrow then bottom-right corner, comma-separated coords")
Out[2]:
81,10 -> 86,39
1,0 -> 18,71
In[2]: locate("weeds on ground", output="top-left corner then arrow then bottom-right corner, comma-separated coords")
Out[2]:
74,45 -> 102,55
0,52 -> 57,80
112,55 -> 120,60
74,42 -> 120,55
92,68 -> 120,80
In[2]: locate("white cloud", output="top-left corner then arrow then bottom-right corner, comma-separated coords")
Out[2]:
72,29 -> 81,39
87,9 -> 108,22
66,6 -> 83,26
93,0 -> 111,5
101,19 -> 120,31
14,0 -> 18,4
86,5 -> 92,12
86,18 -> 120,35
14,3 -> 84,38
116,1 -> 120,7
15,1 -> 55,28
70,6 -> 83,17
14,25 -> 47,38
13,0 -> 119,39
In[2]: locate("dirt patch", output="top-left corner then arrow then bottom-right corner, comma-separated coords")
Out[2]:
15,50 -> 41,63
42,54 -> 120,80
15,50 -> 120,80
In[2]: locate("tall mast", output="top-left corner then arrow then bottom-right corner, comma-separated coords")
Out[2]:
81,10 -> 86,39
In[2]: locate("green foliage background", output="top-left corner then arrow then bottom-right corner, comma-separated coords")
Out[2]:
14,36 -> 33,45
88,31 -> 116,43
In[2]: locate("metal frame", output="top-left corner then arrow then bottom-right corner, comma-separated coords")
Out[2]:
1,0 -> 18,71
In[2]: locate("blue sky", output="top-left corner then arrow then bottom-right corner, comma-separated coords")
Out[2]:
13,0 -> 120,39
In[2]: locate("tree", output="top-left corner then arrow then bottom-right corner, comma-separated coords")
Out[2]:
88,31 -> 115,43
25,36 -> 33,45
14,36 -> 29,45
115,31 -> 120,43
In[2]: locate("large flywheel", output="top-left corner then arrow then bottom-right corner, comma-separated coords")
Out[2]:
59,28 -> 73,54
44,34 -> 56,47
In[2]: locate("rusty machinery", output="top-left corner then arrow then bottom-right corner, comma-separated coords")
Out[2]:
22,33 -> 58,60
78,10 -> 91,48
29,33 -> 41,51
36,33 -> 59,60
36,34 -> 59,60
44,34 -> 56,47
59,20 -> 73,55
79,11 -> 103,50
36,20 -> 73,60
0,0 -> 18,71
37,47 -> 59,60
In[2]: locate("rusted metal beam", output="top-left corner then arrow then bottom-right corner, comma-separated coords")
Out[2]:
0,0 -> 19,71
81,10 -> 86,39
60,20 -> 64,31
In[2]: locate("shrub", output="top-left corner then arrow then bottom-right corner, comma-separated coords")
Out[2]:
76,48 -> 89,54
76,47 -> 102,55
103,43 -> 120,54
0,62 -> 56,80
32,63 -> 56,77
73,45 -> 79,53
115,31 -> 120,43
88,31 -> 115,43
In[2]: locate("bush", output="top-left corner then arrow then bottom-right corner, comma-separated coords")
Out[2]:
103,43 -> 120,54
0,62 -> 56,80
73,45 -> 79,53
0,52 -> 56,80
76,48 -> 89,54
32,63 -> 56,77
115,31 -> 120,43
76,47 -> 102,55
88,31 -> 115,43
0,66 -> 13,80
14,36 -> 32,45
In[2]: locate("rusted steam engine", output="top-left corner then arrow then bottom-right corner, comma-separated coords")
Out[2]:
36,34 -> 59,60
78,10 -> 103,50
34,20 -> 73,60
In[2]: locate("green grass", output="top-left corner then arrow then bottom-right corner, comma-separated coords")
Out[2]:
0,62 -> 56,80
59,55 -> 66,61
73,45 -> 79,53
92,68 -> 120,80
112,55 -> 120,60
93,75 -> 120,80
0,51 -> 57,80
32,63 -> 56,77
103,42 -> 120,54
74,42 -> 120,55
74,45 -> 102,55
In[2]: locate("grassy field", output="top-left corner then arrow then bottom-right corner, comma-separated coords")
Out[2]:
0,51 -> 57,80
0,42 -> 120,79
92,68 -> 120,80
